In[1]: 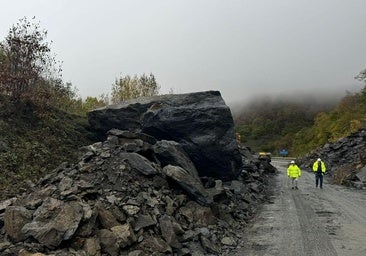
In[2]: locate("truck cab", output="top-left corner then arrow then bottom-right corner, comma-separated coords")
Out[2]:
258,152 -> 271,162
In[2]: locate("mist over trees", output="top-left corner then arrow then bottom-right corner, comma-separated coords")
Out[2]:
297,71 -> 366,150
233,84 -> 366,156
2,16 -> 365,159
233,95 -> 337,155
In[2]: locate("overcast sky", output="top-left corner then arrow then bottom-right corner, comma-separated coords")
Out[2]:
1,0 -> 366,105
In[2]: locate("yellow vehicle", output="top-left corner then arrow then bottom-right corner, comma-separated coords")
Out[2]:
258,152 -> 271,162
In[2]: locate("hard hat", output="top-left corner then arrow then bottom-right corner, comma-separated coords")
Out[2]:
317,158 -> 321,161
290,160 -> 295,164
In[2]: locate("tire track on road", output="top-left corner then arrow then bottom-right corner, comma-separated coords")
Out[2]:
292,190 -> 338,256
233,160 -> 339,256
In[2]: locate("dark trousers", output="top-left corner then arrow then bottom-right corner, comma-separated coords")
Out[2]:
315,173 -> 323,188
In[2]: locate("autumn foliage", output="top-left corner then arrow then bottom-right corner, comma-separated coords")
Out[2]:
0,17 -> 62,103
234,74 -> 366,157
111,73 -> 160,103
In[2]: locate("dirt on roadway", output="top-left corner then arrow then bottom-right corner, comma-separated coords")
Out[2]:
232,158 -> 366,256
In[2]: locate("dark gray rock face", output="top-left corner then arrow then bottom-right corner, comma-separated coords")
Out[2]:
88,91 -> 242,180
153,140 -> 199,180
299,129 -> 366,170
162,165 -> 212,206
298,128 -> 366,189
22,199 -> 83,249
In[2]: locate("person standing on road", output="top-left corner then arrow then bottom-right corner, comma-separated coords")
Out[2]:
287,160 -> 301,189
312,158 -> 327,189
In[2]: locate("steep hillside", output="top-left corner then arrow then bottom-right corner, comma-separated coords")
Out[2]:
233,87 -> 366,156
0,95 -> 97,200
233,95 -> 337,155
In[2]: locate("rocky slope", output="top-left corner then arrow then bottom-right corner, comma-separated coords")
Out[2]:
0,129 -> 275,256
0,91 -> 277,255
298,128 -> 366,189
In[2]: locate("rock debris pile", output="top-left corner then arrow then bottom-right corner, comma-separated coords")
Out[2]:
299,128 -> 366,189
0,91 -> 276,255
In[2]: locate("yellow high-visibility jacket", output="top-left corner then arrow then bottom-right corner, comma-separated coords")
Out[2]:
312,161 -> 326,173
287,164 -> 301,178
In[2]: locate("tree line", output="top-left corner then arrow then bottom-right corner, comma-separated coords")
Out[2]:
3,17 -> 365,157
0,17 -> 162,197
234,72 -> 366,157
0,17 -> 160,116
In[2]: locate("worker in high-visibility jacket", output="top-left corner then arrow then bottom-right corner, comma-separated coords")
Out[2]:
287,160 -> 302,189
312,158 -> 327,189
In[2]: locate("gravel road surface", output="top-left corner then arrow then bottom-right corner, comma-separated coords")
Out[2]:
232,158 -> 366,256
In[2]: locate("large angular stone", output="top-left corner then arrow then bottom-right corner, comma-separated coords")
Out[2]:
4,206 -> 33,242
88,91 -> 242,180
356,166 -> 366,183
98,229 -> 119,256
162,165 -> 212,206
119,152 -> 158,176
178,201 -> 216,227
21,198 -> 83,249
159,215 -> 182,249
153,140 -> 199,180
111,224 -> 137,248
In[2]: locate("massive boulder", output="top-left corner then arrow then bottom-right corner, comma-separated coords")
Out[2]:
88,91 -> 242,180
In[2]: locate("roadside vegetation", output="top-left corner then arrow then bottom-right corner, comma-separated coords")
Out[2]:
1,16 -> 365,197
0,17 -> 160,200
234,72 -> 366,157
234,96 -> 337,155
